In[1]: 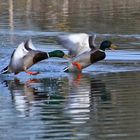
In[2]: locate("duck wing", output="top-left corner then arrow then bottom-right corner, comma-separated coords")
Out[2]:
58,33 -> 96,57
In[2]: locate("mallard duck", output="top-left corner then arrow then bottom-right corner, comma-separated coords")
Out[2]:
1,40 -> 68,75
57,33 -> 96,57
64,40 -> 117,72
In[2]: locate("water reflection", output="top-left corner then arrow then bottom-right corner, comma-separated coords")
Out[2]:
2,77 -> 67,117
64,73 -> 111,122
0,0 -> 140,50
0,0 -> 140,34
1,71 -> 140,139
0,73 -> 112,139
19,0 -> 140,34
63,73 -> 112,139
88,72 -> 140,140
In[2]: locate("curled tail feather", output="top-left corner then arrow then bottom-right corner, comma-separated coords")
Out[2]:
0,66 -> 9,74
63,66 -> 69,72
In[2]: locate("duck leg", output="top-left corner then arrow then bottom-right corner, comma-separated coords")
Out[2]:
72,62 -> 82,71
25,71 -> 40,75
24,66 -> 39,75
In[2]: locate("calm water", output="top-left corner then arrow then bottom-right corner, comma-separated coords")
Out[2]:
0,0 -> 140,140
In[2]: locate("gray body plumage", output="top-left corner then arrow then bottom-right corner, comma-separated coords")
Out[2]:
64,49 -> 105,72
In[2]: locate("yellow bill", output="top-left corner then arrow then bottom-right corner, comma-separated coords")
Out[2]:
63,54 -> 71,59
110,44 -> 117,50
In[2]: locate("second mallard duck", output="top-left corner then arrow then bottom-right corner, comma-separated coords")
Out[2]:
64,40 -> 117,72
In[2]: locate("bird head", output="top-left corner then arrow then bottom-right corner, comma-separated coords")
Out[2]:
100,40 -> 117,51
48,50 -> 69,58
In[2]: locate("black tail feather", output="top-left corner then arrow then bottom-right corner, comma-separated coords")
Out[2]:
1,66 -> 9,74
24,40 -> 32,51
63,67 -> 69,72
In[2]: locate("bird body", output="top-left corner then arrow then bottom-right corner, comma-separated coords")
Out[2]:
64,40 -> 117,72
58,33 -> 96,57
1,40 -> 67,75
64,49 -> 105,72
1,40 -> 49,74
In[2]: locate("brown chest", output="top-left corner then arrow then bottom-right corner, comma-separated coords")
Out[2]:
90,50 -> 106,63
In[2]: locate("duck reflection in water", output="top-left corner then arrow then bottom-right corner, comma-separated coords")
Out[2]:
90,78 -> 111,101
2,77 -> 67,116
1,73 -> 111,119
63,73 -> 111,126
0,73 -> 112,139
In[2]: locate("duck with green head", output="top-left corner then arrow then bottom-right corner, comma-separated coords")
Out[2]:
64,40 -> 117,72
1,40 -> 69,75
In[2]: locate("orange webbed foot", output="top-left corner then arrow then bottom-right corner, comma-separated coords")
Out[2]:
72,62 -> 82,71
26,71 -> 40,75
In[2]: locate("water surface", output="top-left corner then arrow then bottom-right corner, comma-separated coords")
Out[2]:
0,0 -> 140,140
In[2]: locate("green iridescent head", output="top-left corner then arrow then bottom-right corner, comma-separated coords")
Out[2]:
48,50 -> 69,58
100,40 -> 117,51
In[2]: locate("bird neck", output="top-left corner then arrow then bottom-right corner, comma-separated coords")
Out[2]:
48,51 -> 62,58
99,46 -> 106,51
33,52 -> 49,64
99,49 -> 105,52
48,51 -> 55,57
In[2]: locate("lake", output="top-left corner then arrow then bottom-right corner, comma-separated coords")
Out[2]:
0,0 -> 140,140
